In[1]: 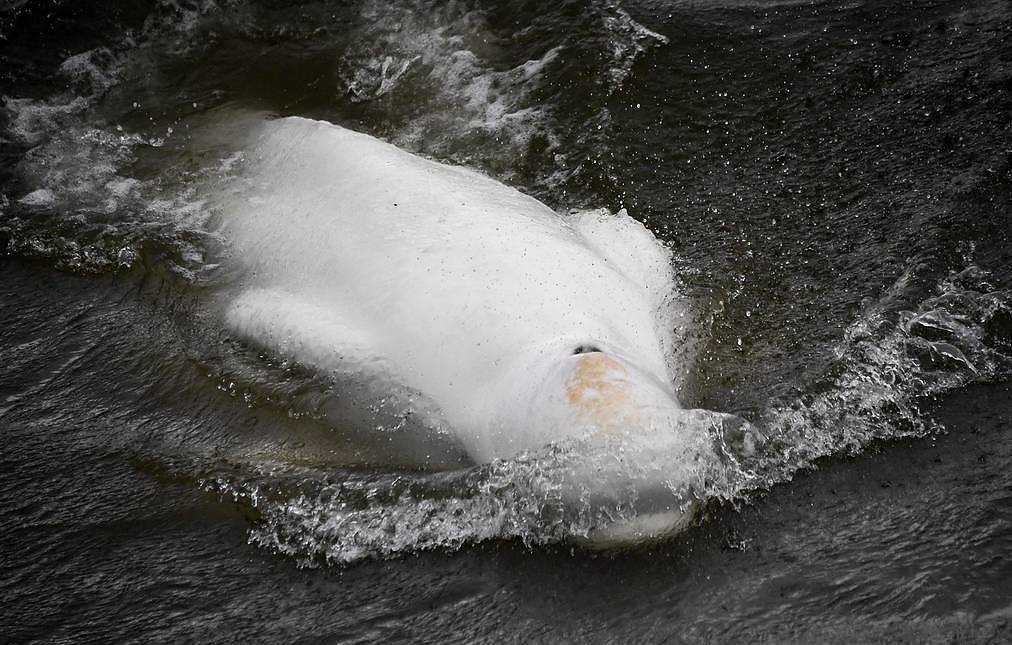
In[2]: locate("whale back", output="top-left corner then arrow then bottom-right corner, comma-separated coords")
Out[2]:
214,116 -> 685,460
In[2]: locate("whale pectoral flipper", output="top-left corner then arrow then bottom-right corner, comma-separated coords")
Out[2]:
225,288 -> 385,371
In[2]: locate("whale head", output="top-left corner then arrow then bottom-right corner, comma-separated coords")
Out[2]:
505,344 -> 693,443
482,343 -> 740,544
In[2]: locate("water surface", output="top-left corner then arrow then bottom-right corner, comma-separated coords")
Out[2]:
1,0 -> 1011,641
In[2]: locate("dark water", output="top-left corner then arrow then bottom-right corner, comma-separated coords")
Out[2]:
2,0 -> 1011,641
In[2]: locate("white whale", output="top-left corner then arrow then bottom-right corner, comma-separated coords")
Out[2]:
211,116 -> 740,543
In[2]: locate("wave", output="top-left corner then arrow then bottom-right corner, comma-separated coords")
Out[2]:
753,252 -> 1011,479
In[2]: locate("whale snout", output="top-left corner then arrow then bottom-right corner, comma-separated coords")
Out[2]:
555,424 -> 711,547
551,352 -> 750,546
560,408 -> 743,547
490,348 -> 746,546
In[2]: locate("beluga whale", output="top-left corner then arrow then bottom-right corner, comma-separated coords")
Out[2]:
210,115 -> 745,545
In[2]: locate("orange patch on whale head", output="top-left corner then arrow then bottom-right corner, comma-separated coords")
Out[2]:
565,353 -> 638,430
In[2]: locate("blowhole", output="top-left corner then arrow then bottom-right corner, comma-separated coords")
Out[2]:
572,345 -> 602,355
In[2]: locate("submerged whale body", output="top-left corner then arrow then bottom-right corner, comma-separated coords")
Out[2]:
214,116 -> 737,543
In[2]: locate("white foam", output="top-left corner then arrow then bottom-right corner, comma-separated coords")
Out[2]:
17,189 -> 55,207
3,39 -> 216,274
599,1 -> 670,92
336,0 -> 562,177
4,96 -> 91,145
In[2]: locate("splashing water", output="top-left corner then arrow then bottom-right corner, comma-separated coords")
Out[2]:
752,254 -> 1012,485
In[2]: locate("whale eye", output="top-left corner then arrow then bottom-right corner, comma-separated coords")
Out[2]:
572,345 -> 602,355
